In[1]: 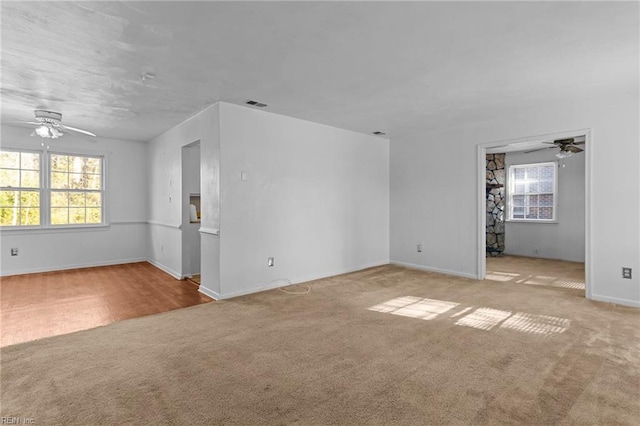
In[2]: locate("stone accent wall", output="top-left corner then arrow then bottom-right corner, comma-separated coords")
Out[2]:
486,153 -> 505,256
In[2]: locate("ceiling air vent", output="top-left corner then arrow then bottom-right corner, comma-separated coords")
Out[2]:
373,131 -> 386,136
245,99 -> 268,108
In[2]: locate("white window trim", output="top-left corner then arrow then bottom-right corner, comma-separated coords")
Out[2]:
0,148 -> 43,228
0,146 -> 108,230
506,161 -> 558,223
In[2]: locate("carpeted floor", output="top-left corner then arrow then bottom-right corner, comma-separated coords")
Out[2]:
486,255 -> 585,291
1,265 -> 639,425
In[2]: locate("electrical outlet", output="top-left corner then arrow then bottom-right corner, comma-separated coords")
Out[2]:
622,267 -> 632,279
417,244 -> 422,253
268,257 -> 274,267
10,247 -> 18,256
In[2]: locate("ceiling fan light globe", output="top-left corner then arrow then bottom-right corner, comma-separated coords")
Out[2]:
50,127 -> 63,138
35,125 -> 51,138
556,150 -> 573,159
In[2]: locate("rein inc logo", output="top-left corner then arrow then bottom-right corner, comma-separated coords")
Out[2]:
1,417 -> 35,425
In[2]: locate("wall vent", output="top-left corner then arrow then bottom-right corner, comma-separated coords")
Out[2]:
373,131 -> 386,136
245,99 -> 268,108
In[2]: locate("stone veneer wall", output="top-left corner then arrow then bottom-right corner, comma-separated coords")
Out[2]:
486,153 -> 505,256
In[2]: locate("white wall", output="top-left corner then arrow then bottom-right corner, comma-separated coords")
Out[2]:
504,149 -> 585,262
0,124 -> 148,275
390,92 -> 639,307
147,104 -> 220,281
216,102 -> 389,298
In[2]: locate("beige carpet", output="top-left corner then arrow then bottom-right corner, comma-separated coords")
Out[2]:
486,255 -> 586,291
2,265 -> 639,425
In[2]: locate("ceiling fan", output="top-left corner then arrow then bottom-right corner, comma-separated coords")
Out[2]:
524,136 -> 585,159
16,110 -> 96,139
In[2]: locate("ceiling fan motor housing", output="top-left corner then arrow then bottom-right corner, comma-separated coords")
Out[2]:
34,110 -> 62,124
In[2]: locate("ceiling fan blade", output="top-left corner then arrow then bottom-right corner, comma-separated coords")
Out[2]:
60,125 -> 97,137
5,121 -> 41,125
564,145 -> 583,153
554,138 -> 575,145
524,147 -> 553,154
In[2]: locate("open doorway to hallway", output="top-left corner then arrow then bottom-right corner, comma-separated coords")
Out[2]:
478,130 -> 590,297
182,141 -> 201,281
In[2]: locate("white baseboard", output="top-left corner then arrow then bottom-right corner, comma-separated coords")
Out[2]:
503,252 -> 585,263
146,259 -> 182,280
590,293 -> 640,308
0,257 -> 148,277
292,261 -> 390,287
217,261 -> 390,300
198,285 -> 220,300
390,260 -> 478,280
218,279 -> 297,300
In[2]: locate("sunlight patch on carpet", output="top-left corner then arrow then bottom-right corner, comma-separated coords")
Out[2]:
454,308 -> 511,331
547,279 -> 585,290
486,270 -> 585,291
368,296 -> 459,320
499,312 -> 570,336
522,275 -> 558,285
369,297 -> 571,337
485,271 -> 520,282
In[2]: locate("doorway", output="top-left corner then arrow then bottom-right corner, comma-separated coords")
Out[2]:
477,130 -> 592,299
182,141 -> 201,280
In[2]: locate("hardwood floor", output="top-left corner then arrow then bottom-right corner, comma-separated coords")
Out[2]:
0,262 -> 212,347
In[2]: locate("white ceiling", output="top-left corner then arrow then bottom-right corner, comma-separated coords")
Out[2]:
1,1 -> 638,142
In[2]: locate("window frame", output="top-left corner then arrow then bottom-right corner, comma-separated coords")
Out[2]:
507,161 -> 558,223
0,146 -> 108,231
48,151 -> 106,228
0,148 -> 43,228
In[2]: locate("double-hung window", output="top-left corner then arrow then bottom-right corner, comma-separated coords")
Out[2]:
0,149 -> 104,228
0,150 -> 41,226
508,162 -> 556,221
50,153 -> 103,225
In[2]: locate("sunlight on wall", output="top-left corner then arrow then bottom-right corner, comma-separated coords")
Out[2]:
368,296 -> 570,337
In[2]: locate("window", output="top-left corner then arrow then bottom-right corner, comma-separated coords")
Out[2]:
50,154 -> 103,225
0,149 -> 104,228
508,162 -> 556,221
0,150 -> 41,226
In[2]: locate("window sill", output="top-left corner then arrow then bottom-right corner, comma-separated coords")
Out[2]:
506,220 -> 558,224
0,224 -> 111,235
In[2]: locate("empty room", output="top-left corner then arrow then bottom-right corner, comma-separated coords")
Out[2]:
1,1 -> 639,425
